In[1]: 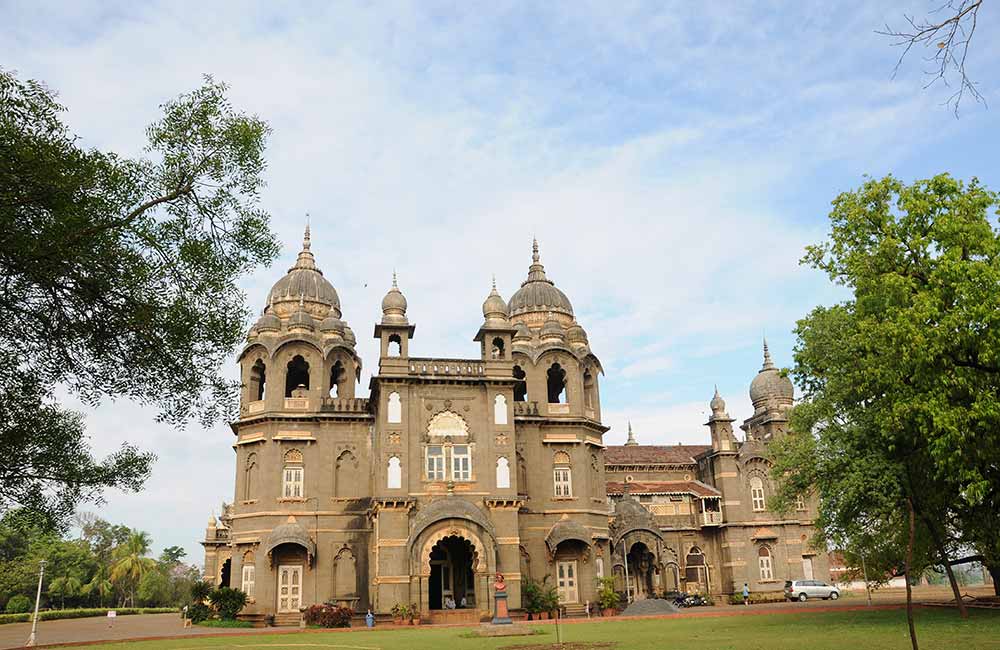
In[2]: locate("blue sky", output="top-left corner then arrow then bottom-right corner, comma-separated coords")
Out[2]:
3,1 -> 999,562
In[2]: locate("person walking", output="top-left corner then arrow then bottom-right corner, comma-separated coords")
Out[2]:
742,583 -> 750,606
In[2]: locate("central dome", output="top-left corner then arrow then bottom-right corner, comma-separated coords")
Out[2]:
265,225 -> 341,317
749,341 -> 794,412
508,239 -> 574,319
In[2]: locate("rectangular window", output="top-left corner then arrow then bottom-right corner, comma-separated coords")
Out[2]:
554,467 -> 572,497
795,494 -> 807,511
241,564 -> 255,598
751,487 -> 766,512
426,446 -> 445,480
451,445 -> 471,481
638,495 -> 653,503
283,467 -> 303,498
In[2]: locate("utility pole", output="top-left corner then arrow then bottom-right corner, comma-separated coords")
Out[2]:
25,559 -> 46,647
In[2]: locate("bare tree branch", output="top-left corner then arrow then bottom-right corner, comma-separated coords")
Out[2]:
877,0 -> 986,116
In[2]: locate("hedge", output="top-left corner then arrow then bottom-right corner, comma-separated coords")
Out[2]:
0,607 -> 177,625
727,593 -> 788,605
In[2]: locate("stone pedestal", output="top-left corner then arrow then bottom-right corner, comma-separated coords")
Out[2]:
492,589 -> 512,625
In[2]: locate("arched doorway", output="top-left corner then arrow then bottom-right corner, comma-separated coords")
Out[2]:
626,542 -> 656,600
428,535 -> 477,610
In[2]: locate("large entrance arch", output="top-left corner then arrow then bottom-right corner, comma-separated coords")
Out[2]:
428,535 -> 476,610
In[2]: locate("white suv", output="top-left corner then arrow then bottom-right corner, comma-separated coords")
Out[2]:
784,580 -> 840,601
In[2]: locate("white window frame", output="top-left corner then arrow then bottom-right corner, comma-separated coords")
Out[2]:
795,494 -> 807,511
426,445 -> 445,481
554,466 -> 573,497
283,466 -> 303,498
387,456 -> 402,489
496,457 -> 510,489
451,445 -> 471,481
241,564 -> 255,598
750,476 -> 766,512
758,548 -> 773,580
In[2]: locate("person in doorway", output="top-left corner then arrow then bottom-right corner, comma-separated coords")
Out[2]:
444,595 -> 457,610
459,595 -> 467,609
742,583 -> 750,606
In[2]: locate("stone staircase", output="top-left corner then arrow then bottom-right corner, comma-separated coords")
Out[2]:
272,612 -> 303,627
562,603 -> 589,618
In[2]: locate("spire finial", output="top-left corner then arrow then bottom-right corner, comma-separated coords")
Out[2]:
714,384 -> 720,398
492,274 -> 497,291
303,217 -> 311,251
532,237 -> 540,264
762,337 -> 775,370
624,419 -> 638,446
392,270 -> 398,289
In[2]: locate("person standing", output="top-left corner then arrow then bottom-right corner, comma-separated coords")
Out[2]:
742,583 -> 750,606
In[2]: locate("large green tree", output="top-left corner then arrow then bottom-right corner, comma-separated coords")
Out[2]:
774,173 -> 1000,647
0,70 -> 279,529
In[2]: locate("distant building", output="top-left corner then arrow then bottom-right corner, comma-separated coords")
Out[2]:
202,229 -> 828,621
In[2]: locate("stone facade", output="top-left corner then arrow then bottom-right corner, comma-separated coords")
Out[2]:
202,229 -> 828,620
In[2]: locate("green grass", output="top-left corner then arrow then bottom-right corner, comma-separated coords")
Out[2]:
55,608 -> 1000,650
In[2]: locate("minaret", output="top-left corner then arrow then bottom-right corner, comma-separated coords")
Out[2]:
474,276 -> 516,361
374,272 -> 415,361
624,420 -> 638,446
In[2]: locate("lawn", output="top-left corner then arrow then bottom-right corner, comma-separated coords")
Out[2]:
60,608 -> 1000,650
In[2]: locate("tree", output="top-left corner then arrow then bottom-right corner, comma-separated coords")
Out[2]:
158,546 -> 187,567
772,174 -> 1000,646
0,69 -> 279,529
110,530 -> 155,607
878,1 -> 986,115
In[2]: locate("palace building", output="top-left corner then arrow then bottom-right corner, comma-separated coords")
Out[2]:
201,228 -> 829,622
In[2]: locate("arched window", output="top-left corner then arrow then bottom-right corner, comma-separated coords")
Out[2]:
547,363 -> 567,404
758,546 -> 773,580
795,494 -> 807,511
491,337 -> 505,359
512,365 -> 527,402
243,453 -> 257,501
285,355 -> 310,397
496,457 -> 510,489
334,450 -> 361,498
387,392 -> 402,423
250,360 -> 266,401
553,450 -> 572,497
750,476 -> 766,511
241,551 -> 255,598
596,557 -> 604,579
329,360 -> 344,398
387,334 -> 402,357
282,449 -> 304,498
387,456 -> 402,489
494,394 -> 508,425
685,546 -> 707,588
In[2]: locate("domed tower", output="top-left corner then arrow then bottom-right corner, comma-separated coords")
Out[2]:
474,277 -> 516,361
374,273 -> 415,364
741,339 -> 794,441
506,239 -> 603,421
706,386 -> 737,451
240,225 -> 362,408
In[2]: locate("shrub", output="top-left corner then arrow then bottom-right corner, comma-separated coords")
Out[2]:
190,581 -> 213,603
187,602 -> 212,624
208,587 -> 247,620
596,577 -> 620,611
390,602 -> 410,619
5,595 -> 31,614
522,579 -> 543,614
303,603 -> 353,628
196,619 -> 253,627
728,592 -> 786,605
0,607 -> 177,626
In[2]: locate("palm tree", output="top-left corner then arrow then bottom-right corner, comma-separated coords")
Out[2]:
84,570 -> 114,607
110,530 -> 155,607
48,576 -> 82,609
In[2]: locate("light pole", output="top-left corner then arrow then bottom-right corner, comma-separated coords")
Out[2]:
25,559 -> 45,647
861,554 -> 872,607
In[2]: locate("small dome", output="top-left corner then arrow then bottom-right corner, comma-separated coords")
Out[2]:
288,298 -> 316,331
567,322 -> 588,344
343,325 -> 357,346
381,273 -> 408,325
710,386 -> 727,416
540,316 -> 565,341
482,277 -> 509,321
266,225 -> 341,317
508,239 -> 574,319
749,341 -> 794,412
254,309 -> 281,333
320,314 -> 345,336
513,322 -> 532,341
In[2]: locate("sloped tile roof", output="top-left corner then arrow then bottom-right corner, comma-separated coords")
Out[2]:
606,480 -> 721,497
604,444 -> 710,465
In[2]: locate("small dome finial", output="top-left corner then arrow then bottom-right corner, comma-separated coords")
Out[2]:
762,337 -> 775,370
392,269 -> 398,289
624,419 -> 638,446
492,274 -> 497,291
532,237 -> 540,264
710,385 -> 727,416
303,218 -> 311,251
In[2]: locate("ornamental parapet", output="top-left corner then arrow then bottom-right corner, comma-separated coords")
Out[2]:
408,358 -> 485,377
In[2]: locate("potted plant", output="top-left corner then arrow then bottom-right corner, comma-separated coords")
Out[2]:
596,577 -> 621,617
390,602 -> 408,625
410,603 -> 421,625
543,584 -> 560,619
522,579 -> 542,620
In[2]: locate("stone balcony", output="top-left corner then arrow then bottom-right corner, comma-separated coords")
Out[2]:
513,401 -> 541,416
320,397 -> 371,413
408,358 -> 485,378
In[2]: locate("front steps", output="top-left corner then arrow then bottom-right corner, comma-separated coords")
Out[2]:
272,612 -> 303,627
